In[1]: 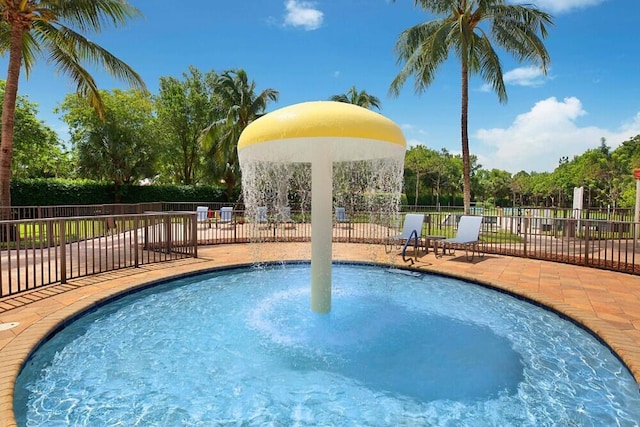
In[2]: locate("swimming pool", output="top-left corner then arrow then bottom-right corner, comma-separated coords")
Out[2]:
14,263 -> 640,425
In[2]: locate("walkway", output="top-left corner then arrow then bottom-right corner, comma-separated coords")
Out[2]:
1,243 -> 640,426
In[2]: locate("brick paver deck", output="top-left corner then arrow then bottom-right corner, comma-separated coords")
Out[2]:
1,243 -> 640,426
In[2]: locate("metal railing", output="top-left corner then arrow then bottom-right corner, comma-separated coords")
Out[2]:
0,211 -> 197,298
0,202 -> 163,220
182,206 -> 640,275
3,203 -> 640,299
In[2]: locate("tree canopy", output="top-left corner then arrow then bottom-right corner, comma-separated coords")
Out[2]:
329,86 -> 381,110
58,89 -> 159,202
0,80 -> 71,178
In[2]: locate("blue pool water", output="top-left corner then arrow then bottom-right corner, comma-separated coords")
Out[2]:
14,263 -> 640,426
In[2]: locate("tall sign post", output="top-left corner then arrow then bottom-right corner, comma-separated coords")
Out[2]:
634,169 -> 640,249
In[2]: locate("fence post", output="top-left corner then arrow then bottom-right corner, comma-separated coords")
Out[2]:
523,212 -> 528,257
584,219 -> 590,264
164,214 -> 172,254
134,216 -> 139,267
59,219 -> 67,284
192,213 -> 198,258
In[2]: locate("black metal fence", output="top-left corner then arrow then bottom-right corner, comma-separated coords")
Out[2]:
0,211 -> 197,298
2,203 -> 639,299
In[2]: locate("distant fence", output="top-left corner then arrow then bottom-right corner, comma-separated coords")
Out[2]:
0,202 -> 163,220
0,211 -> 197,298
2,203 -> 639,299
173,204 -> 640,274
161,203 -> 640,275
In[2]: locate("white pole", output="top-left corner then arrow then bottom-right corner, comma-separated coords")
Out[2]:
310,150 -> 332,313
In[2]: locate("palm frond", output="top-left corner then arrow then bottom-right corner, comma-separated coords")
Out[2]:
19,32 -> 42,77
48,0 -> 142,34
476,34 -> 507,102
0,23 -> 10,54
390,19 -> 453,97
35,22 -> 145,91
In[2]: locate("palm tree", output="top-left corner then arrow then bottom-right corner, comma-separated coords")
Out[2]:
200,69 -> 279,199
330,86 -> 381,110
0,0 -> 146,210
389,0 -> 552,213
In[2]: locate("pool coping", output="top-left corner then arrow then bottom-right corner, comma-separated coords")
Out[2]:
1,242 -> 640,425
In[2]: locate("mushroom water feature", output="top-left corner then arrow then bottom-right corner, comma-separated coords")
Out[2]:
238,101 -> 406,313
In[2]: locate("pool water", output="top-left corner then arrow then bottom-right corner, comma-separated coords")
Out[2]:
14,264 -> 640,426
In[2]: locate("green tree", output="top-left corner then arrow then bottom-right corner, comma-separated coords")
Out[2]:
389,0 -> 552,213
329,86 -> 381,110
200,69 -> 279,198
0,0 -> 145,210
510,171 -> 532,206
0,80 -> 71,178
59,89 -> 159,202
156,66 -> 221,185
477,168 -> 511,206
614,135 -> 640,170
404,145 -> 430,206
612,135 -> 640,207
570,138 -> 628,209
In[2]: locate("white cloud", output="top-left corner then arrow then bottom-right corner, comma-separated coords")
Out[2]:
477,66 -> 549,92
510,0 -> 606,14
474,97 -> 640,173
503,66 -> 548,87
283,0 -> 323,31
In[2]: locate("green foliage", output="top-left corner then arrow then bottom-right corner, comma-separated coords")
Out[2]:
118,184 -> 233,203
11,179 -> 114,206
155,66 -> 220,185
200,69 -> 279,197
58,88 -> 160,200
0,81 -> 72,178
10,179 -> 232,206
329,86 -> 381,110
404,145 -> 469,206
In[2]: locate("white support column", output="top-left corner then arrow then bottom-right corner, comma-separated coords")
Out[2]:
310,150 -> 332,313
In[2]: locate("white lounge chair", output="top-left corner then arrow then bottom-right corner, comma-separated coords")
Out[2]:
216,206 -> 234,228
196,206 -> 209,223
437,215 -> 483,261
257,206 -> 268,222
335,207 -> 349,227
385,213 -> 424,262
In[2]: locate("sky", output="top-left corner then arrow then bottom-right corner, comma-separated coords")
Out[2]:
1,0 -> 638,174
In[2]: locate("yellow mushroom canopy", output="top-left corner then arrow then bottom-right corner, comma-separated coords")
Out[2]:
238,101 -> 406,163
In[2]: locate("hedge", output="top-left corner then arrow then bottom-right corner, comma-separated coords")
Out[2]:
10,179 -> 234,206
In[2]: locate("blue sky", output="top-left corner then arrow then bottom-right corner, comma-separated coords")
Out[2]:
2,0 -> 638,173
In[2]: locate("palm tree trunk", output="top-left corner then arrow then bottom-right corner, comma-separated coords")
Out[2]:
0,24 -> 25,214
460,64 -> 471,214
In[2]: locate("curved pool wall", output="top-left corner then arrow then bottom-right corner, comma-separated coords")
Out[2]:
13,262 -> 640,426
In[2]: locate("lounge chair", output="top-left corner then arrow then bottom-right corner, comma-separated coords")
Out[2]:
257,206 -> 268,222
335,207 -> 350,227
196,206 -> 209,223
217,206 -> 234,228
385,213 -> 425,262
437,215 -> 483,261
